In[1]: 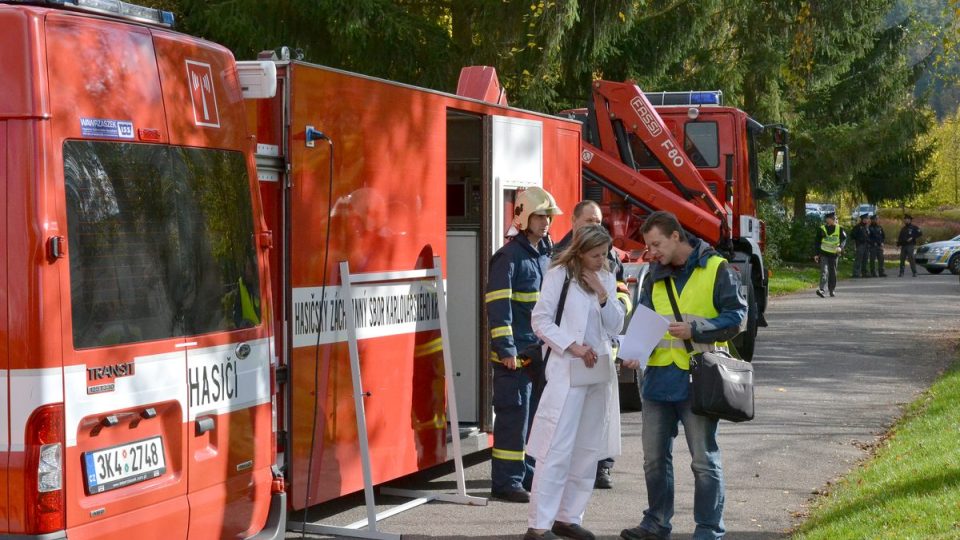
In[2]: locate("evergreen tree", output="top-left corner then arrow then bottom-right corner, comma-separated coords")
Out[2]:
786,4 -> 934,214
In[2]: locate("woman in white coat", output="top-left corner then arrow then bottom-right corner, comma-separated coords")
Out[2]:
524,224 -> 633,540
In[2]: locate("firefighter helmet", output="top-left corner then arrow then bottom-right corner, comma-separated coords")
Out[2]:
513,186 -> 562,230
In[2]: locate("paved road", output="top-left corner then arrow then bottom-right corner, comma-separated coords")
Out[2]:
287,272 -> 960,539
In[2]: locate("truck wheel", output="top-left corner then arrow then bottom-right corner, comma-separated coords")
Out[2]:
732,278 -> 758,362
949,254 -> 960,275
619,368 -> 642,412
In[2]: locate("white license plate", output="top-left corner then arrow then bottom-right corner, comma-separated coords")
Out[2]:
83,436 -> 166,494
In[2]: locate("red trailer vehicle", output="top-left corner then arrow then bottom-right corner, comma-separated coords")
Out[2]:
242,52 -> 581,509
0,1 -> 582,536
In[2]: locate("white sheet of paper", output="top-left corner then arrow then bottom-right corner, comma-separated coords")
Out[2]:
617,304 -> 671,369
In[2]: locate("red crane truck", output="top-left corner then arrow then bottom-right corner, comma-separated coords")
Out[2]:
243,51 -> 581,510
570,81 -> 790,367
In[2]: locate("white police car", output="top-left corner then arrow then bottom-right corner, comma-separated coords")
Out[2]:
915,234 -> 960,274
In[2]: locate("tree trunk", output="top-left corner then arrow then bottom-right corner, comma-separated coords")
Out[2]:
451,1 -> 475,62
792,188 -> 807,219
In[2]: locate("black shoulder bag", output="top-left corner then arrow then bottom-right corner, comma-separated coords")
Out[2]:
665,277 -> 754,422
522,274 -> 570,389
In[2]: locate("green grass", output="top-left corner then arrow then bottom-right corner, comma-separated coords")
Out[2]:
877,206 -> 960,242
792,362 -> 960,539
878,206 -> 960,222
768,260 -> 858,296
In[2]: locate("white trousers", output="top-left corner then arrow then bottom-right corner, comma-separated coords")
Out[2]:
527,382 -> 608,529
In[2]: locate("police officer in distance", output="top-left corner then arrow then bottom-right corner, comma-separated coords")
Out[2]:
813,211 -> 846,297
867,214 -> 887,277
896,214 -> 922,277
850,213 -> 870,278
486,186 -> 562,503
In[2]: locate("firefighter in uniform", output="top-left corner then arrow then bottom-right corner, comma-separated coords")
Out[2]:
486,186 -> 562,502
554,200 -> 633,490
814,211 -> 846,297
867,214 -> 887,277
850,213 -> 870,278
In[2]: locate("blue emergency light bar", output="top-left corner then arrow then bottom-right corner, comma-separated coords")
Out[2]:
11,0 -> 175,28
644,91 -> 723,106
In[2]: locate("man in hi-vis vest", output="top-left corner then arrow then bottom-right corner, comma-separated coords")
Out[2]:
620,211 -> 746,540
813,211 -> 847,297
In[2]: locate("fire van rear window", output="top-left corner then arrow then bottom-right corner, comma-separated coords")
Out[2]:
64,141 -> 261,349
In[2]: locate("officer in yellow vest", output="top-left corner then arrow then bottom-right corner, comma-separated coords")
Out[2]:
813,211 -> 847,297
619,211 -> 746,540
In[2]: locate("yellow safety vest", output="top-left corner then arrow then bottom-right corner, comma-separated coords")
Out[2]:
820,225 -> 841,254
238,278 -> 260,326
649,255 -> 727,370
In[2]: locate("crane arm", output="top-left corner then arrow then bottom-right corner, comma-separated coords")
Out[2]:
581,141 -> 723,244
588,80 -> 728,235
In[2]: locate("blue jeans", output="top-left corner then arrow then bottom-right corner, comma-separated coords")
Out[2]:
639,398 -> 725,540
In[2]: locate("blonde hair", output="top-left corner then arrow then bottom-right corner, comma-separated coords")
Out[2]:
552,224 -> 612,279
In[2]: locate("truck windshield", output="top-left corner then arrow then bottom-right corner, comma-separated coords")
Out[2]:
64,141 -> 261,349
626,121 -> 720,170
684,121 -> 719,167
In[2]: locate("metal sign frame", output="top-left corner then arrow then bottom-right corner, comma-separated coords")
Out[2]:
288,256 -> 486,539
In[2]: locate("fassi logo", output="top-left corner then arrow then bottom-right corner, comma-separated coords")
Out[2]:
630,96 -> 662,137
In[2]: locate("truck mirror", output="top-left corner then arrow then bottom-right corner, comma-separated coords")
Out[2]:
773,146 -> 790,186
771,125 -> 789,146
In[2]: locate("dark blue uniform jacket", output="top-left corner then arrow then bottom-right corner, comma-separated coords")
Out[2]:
486,234 -> 551,362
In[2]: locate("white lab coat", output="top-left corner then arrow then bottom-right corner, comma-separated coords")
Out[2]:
527,265 -> 625,463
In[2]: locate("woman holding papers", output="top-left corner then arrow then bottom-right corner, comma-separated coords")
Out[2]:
524,224 -> 630,540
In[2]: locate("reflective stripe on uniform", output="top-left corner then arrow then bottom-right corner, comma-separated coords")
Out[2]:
414,337 -> 443,357
491,326 -> 513,338
490,351 -> 531,366
492,448 -> 525,461
616,290 -> 633,314
511,291 -> 539,302
485,289 -> 512,303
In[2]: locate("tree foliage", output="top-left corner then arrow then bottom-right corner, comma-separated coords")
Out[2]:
140,0 -> 954,214
914,109 -> 960,206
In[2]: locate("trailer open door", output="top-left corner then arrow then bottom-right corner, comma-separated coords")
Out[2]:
445,111 -> 484,426
481,115 -> 544,431
445,112 -> 545,433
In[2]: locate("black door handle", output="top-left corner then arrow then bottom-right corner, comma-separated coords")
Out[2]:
196,416 -> 215,435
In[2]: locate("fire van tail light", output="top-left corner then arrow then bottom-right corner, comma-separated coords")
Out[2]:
24,403 -> 65,535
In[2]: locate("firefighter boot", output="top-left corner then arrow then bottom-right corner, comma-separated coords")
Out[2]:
491,489 -> 530,503
595,464 -> 613,489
